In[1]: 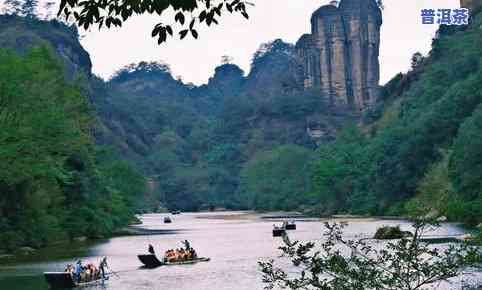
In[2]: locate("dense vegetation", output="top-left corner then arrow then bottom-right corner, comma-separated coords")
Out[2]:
310,13 -> 482,223
90,38 -> 351,212
0,46 -> 147,252
92,11 -> 482,222
1,7 -> 481,255
260,221 -> 481,290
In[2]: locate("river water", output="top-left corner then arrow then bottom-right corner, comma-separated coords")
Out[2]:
0,212 -> 474,290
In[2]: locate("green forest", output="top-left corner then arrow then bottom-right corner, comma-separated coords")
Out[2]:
309,16 -> 482,223
0,7 -> 481,253
0,46 -> 147,252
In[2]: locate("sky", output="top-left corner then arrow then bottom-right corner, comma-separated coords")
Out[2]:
2,0 -> 461,85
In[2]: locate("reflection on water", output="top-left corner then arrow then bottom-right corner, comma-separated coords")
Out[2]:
0,212 -> 471,290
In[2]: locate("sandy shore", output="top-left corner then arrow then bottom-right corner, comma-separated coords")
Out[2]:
195,211 -> 259,220
195,211 -> 384,223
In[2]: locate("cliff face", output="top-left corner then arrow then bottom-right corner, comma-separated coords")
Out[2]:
296,0 -> 382,112
0,15 -> 92,79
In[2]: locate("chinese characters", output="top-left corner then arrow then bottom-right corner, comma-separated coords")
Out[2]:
421,8 -> 470,25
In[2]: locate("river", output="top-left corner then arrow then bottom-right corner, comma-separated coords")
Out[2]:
0,212 -> 475,290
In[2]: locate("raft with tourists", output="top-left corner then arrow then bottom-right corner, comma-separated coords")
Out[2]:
283,221 -> 297,230
44,257 -> 109,289
272,224 -> 286,237
138,240 -> 210,268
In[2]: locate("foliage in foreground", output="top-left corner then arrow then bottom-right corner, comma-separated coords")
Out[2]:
260,221 -> 481,290
57,0 -> 252,44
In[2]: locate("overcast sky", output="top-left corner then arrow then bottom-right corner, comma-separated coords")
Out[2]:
3,0 -> 461,85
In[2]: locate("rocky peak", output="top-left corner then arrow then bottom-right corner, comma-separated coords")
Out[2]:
0,15 -> 92,80
245,39 -> 301,95
207,63 -> 244,88
296,0 -> 382,112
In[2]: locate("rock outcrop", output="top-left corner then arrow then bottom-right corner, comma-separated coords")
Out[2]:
296,0 -> 382,112
0,15 -> 92,79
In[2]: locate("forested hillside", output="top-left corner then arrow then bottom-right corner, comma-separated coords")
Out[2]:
310,12 -> 482,223
0,16 -> 147,252
85,10 -> 482,219
1,8 -> 480,255
93,39 -> 356,211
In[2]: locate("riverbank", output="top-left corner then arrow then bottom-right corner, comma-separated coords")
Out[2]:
0,216 -> 149,262
195,211 -> 396,223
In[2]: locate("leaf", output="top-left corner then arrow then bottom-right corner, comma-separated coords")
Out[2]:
189,18 -> 195,30
242,12 -> 249,19
191,29 -> 198,39
158,30 -> 167,44
179,29 -> 189,40
175,11 -> 185,25
199,10 -> 207,23
166,25 -> 173,36
226,4 -> 233,13
58,0 -> 67,16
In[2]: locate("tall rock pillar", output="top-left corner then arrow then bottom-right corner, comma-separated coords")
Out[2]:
311,5 -> 351,106
295,0 -> 382,112
296,34 -> 319,89
339,0 -> 382,111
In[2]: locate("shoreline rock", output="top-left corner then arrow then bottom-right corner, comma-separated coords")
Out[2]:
374,226 -> 412,240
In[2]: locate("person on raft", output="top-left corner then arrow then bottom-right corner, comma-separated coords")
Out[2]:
164,241 -> 197,262
99,257 -> 108,279
148,244 -> 155,254
66,258 -> 107,282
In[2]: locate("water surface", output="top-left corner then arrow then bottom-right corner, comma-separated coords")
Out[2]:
0,212 -> 471,290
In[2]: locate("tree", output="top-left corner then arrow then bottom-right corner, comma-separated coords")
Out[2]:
21,0 -> 38,17
2,0 -> 37,16
377,0 -> 384,10
237,145 -> 315,210
410,52 -> 424,70
450,103 -> 482,200
2,0 -> 22,15
260,221 -> 480,290
57,0 -> 252,44
221,55 -> 234,64
110,61 -> 172,82
42,1 -> 56,20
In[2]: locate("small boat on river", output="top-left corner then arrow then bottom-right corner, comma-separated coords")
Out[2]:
44,257 -> 109,289
164,216 -> 172,223
171,210 -> 181,215
273,225 -> 286,237
284,221 -> 296,230
44,272 -> 109,289
138,254 -> 210,268
138,240 -> 209,268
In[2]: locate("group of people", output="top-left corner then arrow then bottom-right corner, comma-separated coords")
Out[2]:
148,240 -> 198,263
164,247 -> 198,262
64,257 -> 108,283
